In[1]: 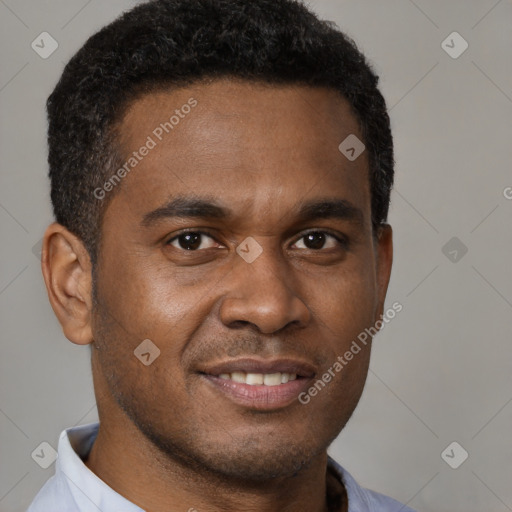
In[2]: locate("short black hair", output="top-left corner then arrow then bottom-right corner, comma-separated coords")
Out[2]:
47,0 -> 394,265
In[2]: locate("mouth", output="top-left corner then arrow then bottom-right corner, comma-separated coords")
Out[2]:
218,371 -> 298,385
197,358 -> 316,410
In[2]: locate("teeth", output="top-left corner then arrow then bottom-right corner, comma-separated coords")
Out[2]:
231,372 -> 246,383
216,372 -> 298,386
246,373 -> 264,385
263,373 -> 281,386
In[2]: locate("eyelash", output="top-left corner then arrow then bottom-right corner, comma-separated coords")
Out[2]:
165,228 -> 349,251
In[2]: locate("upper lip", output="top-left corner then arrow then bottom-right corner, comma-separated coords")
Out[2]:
199,358 -> 317,378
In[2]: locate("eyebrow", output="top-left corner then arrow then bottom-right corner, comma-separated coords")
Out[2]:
140,195 -> 365,228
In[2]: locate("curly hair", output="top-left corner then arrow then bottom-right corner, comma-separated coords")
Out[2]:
47,0 -> 394,265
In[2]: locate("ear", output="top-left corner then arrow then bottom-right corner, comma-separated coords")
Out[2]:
41,223 -> 94,345
373,223 -> 393,324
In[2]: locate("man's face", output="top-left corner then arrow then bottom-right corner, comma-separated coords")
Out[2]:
91,79 -> 392,480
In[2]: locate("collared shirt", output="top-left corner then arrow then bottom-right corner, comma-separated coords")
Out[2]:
27,422 -> 417,512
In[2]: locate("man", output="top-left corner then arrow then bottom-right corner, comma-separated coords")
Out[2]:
28,0 -> 414,510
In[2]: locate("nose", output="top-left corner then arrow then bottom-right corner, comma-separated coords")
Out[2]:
219,246 -> 311,334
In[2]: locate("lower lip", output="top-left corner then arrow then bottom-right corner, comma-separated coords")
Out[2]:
202,375 -> 312,410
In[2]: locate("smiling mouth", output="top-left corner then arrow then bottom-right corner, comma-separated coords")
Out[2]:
197,358 -> 316,410
198,356 -> 316,378
218,371 -> 298,386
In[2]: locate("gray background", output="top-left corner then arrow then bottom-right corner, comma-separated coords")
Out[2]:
1,0 -> 511,511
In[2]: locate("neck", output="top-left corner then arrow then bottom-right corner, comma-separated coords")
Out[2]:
85,414 -> 333,512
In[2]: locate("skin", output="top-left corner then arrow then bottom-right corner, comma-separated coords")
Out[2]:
42,78 -> 393,512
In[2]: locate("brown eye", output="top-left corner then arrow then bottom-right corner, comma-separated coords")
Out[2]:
167,231 -> 218,251
293,231 -> 346,250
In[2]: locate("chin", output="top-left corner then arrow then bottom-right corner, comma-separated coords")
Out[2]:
204,441 -> 324,481
140,418 -> 327,481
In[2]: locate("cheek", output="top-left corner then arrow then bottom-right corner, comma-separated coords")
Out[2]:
92,256 -> 217,395
310,263 -> 377,339
301,262 -> 376,404
96,254 -> 204,337
91,293 -> 192,416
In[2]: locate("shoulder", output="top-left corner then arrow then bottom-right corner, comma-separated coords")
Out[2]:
26,423 -> 96,512
26,473 -> 77,512
26,422 -> 142,512
327,456 -> 418,512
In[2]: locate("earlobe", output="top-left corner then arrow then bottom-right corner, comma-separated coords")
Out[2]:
374,223 -> 393,324
41,223 -> 94,345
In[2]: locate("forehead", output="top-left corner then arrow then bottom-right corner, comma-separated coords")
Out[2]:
119,79 -> 363,154
107,79 -> 371,229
